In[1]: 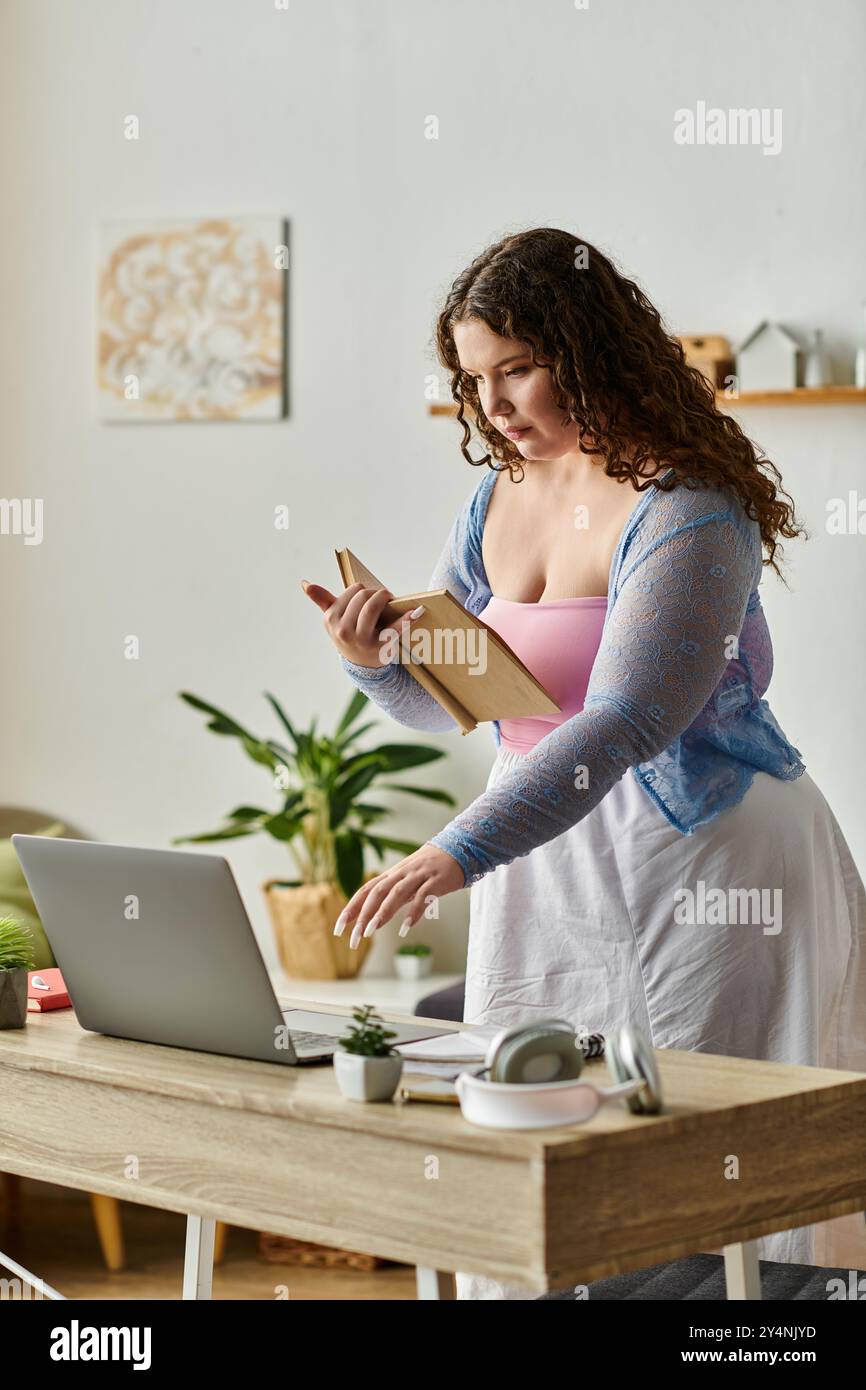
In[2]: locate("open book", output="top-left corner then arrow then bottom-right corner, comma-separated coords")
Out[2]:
335,547 -> 561,736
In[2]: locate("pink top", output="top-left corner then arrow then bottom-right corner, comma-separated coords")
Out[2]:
478,594 -> 609,754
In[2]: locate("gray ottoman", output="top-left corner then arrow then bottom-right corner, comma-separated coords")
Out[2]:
537,1252 -> 863,1300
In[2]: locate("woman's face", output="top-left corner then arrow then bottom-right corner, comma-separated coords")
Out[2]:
452,318 -> 581,461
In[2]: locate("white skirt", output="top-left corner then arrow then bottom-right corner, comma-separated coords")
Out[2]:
456,749 -> 866,1300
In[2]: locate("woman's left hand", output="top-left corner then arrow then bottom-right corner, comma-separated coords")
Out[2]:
333,844 -> 466,949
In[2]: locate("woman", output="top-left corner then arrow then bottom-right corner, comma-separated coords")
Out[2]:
302,228 -> 866,1296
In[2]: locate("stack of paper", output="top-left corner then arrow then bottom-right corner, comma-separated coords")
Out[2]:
394,1025 -> 502,1079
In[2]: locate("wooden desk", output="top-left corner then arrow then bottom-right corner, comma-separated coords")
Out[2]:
1,999 -> 865,1300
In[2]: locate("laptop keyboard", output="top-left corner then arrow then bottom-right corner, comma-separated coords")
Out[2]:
288,1028 -> 344,1054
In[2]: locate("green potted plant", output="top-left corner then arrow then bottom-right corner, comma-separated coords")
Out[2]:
394,941 -> 433,981
175,688 -> 456,980
333,1004 -> 403,1101
0,916 -> 35,1029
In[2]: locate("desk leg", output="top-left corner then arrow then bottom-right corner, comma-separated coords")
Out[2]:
416,1266 -> 456,1300
723,1240 -> 761,1300
182,1216 -> 216,1300
0,1248 -> 66,1301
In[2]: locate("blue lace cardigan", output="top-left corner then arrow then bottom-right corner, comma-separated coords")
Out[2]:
339,465 -> 805,888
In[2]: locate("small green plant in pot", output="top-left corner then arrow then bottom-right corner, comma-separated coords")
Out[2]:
175,688 -> 456,981
394,940 -> 433,981
333,1004 -> 403,1101
0,916 -> 35,1029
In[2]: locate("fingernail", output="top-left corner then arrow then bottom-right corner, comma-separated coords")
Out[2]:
398,919 -> 412,937
300,580 -> 309,590
349,923 -> 364,949
363,916 -> 380,939
334,911 -> 348,937
407,605 -> 425,619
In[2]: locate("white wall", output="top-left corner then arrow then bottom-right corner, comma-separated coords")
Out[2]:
1,0 -> 864,975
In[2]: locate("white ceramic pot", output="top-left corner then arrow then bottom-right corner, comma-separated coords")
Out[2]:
333,1049 -> 404,1101
394,952 -> 432,981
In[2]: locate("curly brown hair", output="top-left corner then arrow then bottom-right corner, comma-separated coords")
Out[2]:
434,227 -> 805,578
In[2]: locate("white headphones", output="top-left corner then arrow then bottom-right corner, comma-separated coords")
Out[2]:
455,1019 -> 663,1130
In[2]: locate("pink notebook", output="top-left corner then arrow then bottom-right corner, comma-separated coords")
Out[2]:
27,967 -> 71,1012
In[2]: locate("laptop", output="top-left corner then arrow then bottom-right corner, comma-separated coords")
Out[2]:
12,835 -> 450,1066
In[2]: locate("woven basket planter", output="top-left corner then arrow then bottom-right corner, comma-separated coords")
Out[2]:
262,873 -> 380,980
257,1233 -> 397,1271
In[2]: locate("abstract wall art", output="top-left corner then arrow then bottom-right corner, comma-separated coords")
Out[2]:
97,216 -> 287,421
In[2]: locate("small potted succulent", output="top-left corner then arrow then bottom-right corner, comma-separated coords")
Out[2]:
0,916 -> 35,1030
333,1004 -> 403,1101
394,941 -> 433,981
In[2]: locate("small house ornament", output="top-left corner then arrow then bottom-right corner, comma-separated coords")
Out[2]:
735,322 -> 801,392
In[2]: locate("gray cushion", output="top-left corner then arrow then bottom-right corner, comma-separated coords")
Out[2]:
537,1252 -> 864,1300
414,979 -> 465,1022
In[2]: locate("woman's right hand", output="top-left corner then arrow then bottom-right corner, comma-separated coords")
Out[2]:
301,579 -> 425,670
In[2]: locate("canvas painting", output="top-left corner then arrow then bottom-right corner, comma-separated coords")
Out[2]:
97,216 -> 286,421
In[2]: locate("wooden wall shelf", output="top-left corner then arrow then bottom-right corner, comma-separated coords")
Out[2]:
716,387 -> 866,406
429,387 -> 866,415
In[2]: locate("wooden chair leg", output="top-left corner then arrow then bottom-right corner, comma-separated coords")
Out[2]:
213,1220 -> 228,1265
89,1194 -> 125,1271
2,1174 -> 23,1243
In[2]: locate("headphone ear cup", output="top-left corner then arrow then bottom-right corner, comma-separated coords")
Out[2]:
606,1023 -> 663,1114
488,1023 -> 584,1084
